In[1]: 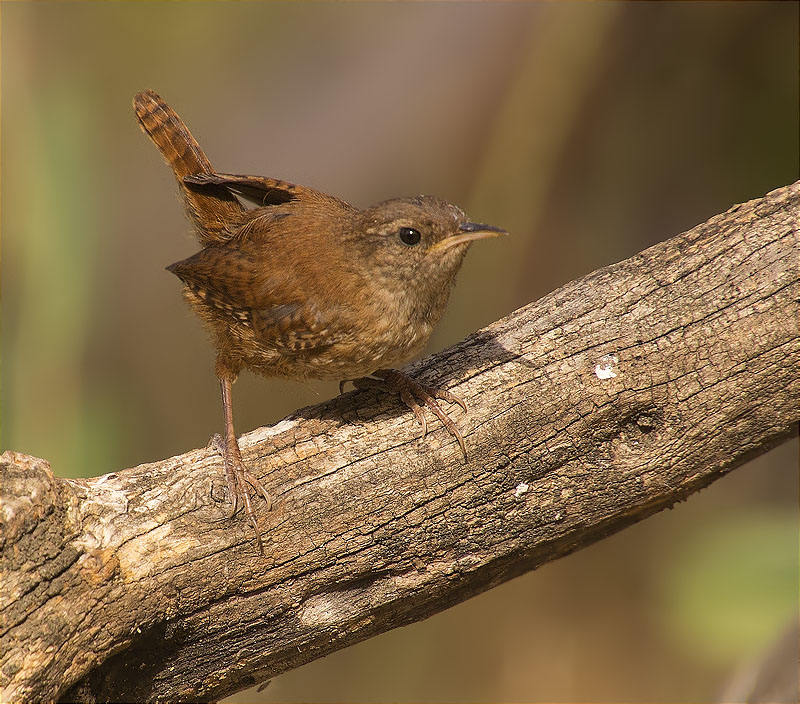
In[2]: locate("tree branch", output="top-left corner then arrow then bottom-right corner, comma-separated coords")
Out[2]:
2,182 -> 798,704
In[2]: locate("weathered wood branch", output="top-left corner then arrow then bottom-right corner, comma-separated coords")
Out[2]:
2,182 -> 799,703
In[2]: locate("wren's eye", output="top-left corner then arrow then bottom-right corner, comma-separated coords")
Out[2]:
398,226 -> 421,246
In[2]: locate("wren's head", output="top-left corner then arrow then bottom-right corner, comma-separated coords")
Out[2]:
354,195 -> 506,304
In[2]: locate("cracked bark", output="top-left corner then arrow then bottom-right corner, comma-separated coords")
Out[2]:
2,182 -> 798,703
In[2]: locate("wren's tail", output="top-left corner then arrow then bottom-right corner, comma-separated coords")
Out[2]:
133,90 -> 243,244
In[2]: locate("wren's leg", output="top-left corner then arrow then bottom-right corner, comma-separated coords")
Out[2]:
344,368 -> 469,459
214,377 -> 272,554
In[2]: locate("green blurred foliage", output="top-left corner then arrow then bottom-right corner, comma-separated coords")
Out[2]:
658,512 -> 797,664
2,2 -> 797,701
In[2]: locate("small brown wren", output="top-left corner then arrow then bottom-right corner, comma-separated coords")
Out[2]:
133,90 -> 506,552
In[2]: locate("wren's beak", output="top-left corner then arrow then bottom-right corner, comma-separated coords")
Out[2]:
428,222 -> 507,254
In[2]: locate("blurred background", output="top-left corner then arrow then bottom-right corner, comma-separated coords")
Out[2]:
2,2 -> 797,701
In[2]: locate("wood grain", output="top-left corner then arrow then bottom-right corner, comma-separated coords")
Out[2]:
2,182 -> 798,703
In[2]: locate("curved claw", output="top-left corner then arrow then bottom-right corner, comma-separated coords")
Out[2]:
436,389 -> 467,414
239,484 -> 264,555
228,488 -> 240,519
421,395 -> 467,460
243,470 -> 273,512
400,390 -> 428,439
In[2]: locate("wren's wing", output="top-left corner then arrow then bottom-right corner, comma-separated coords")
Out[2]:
184,172 -> 321,208
167,239 -> 345,353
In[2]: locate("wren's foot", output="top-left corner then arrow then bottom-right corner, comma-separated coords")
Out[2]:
341,368 -> 469,459
211,433 -> 272,554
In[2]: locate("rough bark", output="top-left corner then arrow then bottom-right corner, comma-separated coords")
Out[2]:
2,182 -> 798,704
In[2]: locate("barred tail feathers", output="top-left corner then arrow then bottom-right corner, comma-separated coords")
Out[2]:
133,90 -> 242,243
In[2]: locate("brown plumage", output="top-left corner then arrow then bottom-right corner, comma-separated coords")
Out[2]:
133,90 -> 506,553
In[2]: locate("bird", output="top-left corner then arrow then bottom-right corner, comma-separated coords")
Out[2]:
133,90 -> 506,552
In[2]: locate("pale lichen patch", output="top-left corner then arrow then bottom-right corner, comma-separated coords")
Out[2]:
594,354 -> 619,379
